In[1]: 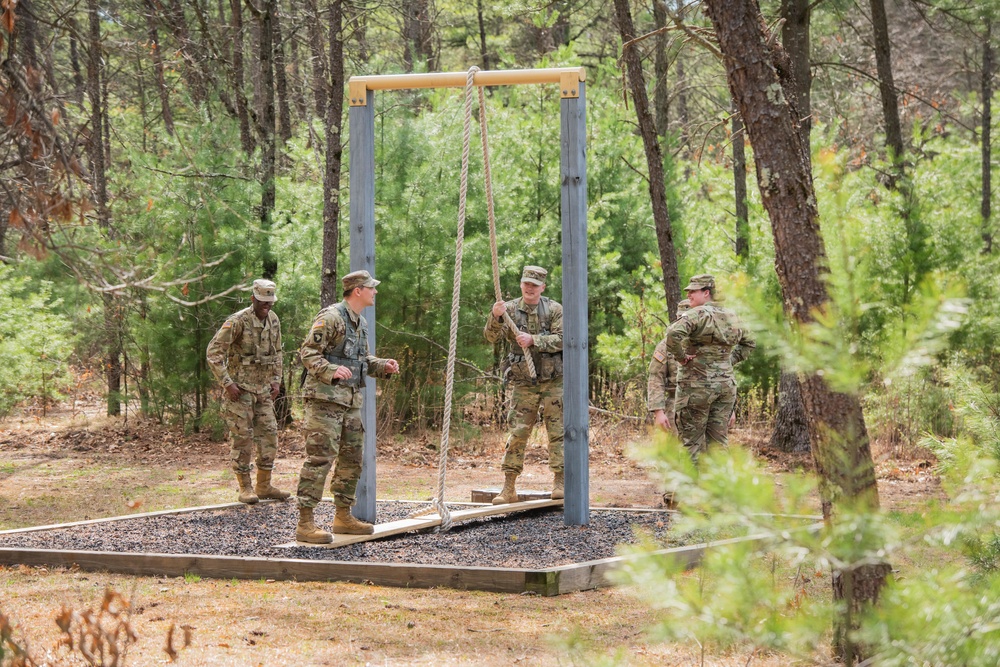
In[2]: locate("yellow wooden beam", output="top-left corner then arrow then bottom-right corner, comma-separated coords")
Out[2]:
348,67 -> 586,106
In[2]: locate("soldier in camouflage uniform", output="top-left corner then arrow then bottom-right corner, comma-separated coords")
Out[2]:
206,279 -> 289,505
294,270 -> 400,544
648,299 -> 691,433
485,265 -> 564,505
665,274 -> 755,461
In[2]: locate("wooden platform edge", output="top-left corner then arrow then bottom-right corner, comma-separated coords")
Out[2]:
0,524 -> 822,596
0,501 -> 251,536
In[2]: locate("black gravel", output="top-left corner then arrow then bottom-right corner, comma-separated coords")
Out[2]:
0,502 -> 675,569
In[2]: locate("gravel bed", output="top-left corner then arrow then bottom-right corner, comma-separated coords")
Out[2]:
0,502 -> 676,569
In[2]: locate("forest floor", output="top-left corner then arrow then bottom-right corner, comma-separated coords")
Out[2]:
0,392 -> 946,666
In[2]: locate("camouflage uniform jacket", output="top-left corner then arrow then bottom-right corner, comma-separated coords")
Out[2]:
647,339 -> 681,414
484,296 -> 563,385
206,307 -> 282,394
665,302 -> 755,384
300,301 -> 393,408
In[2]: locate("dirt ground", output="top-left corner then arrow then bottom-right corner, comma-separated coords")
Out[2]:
0,398 -> 945,666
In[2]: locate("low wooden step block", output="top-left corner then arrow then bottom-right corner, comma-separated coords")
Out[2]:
471,488 -> 552,503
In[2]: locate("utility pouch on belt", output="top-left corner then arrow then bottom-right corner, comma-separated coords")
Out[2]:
324,354 -> 367,388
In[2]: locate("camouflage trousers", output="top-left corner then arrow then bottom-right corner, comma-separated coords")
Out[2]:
296,398 -> 364,509
223,390 -> 277,474
674,378 -> 737,460
501,378 -> 564,475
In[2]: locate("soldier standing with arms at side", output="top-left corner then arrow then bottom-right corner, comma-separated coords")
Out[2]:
294,270 -> 400,544
206,279 -> 290,504
485,265 -> 564,504
648,299 -> 690,433
665,274 -> 755,462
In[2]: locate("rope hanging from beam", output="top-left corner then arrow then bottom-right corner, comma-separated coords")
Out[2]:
411,66 -> 536,530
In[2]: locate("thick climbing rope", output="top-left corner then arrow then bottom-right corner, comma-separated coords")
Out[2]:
413,66 -> 536,529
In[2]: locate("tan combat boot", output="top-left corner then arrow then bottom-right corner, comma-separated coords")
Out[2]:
332,506 -> 374,535
236,473 -> 259,504
662,491 -> 678,510
492,472 -> 519,505
254,469 -> 290,500
551,471 -> 564,500
295,506 -> 333,544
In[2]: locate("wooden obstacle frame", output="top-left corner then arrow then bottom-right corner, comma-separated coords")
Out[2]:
0,501 -> 814,596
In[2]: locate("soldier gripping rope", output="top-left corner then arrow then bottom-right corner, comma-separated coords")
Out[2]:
206,279 -> 290,505
485,265 -> 565,505
294,270 -> 400,544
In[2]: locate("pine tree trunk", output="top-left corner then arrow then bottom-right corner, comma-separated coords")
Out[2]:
983,20 -> 993,254
770,372 -> 811,453
272,3 -> 292,143
256,0 -> 278,280
142,0 -> 175,135
320,0 -> 344,308
870,0 -> 905,169
229,0 -> 254,154
305,0 -> 328,118
653,1 -> 669,141
613,0 -> 682,320
780,0 -> 812,134
701,2 -> 886,663
732,103 -> 750,263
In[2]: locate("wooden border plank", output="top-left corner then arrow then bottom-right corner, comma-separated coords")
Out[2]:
273,499 -> 564,549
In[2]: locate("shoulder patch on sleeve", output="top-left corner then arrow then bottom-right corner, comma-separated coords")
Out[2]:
653,349 -> 666,363
311,318 -> 325,330
221,320 -> 233,329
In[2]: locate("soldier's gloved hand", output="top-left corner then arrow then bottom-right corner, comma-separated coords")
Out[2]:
332,365 -> 353,380
225,383 -> 242,401
270,383 -> 280,401
492,301 -> 506,319
515,332 -> 534,348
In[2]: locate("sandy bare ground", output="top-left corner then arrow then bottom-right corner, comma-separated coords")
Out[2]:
0,400 -> 943,666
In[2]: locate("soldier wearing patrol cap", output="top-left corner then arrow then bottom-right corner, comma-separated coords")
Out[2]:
484,265 -> 564,505
664,274 -> 755,467
206,279 -> 289,505
293,269 -> 401,544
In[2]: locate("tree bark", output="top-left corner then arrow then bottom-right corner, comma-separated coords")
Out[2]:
701,1 -> 885,660
272,1 -> 293,143
87,0 -> 122,417
229,0 -> 254,154
402,0 -> 435,71
769,372 -> 811,453
653,0 -> 669,141
869,0 -> 904,170
613,0 -> 681,321
305,0 -> 328,118
320,0 -> 345,308
142,0 -> 175,135
251,0 -> 278,280
732,104 -> 750,262
780,0 -> 812,134
983,20 -> 994,254
476,0 -> 490,71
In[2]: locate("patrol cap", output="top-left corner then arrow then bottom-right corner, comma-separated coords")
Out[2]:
343,269 -> 380,292
252,279 -> 277,302
521,265 -> 547,286
683,274 -> 715,291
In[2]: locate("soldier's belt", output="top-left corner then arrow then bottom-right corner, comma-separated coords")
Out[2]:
239,353 -> 281,365
509,351 -> 561,362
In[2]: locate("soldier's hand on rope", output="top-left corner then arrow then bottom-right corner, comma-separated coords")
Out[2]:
333,365 -> 353,380
515,332 -> 534,348
492,300 -> 507,319
224,383 -> 242,401
384,359 -> 400,374
270,383 -> 280,401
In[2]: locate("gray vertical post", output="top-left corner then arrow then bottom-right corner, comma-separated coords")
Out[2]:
351,89 -> 378,523
560,82 -> 589,525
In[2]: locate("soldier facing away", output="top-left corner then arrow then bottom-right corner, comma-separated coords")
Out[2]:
294,270 -> 400,544
206,279 -> 290,504
647,298 -> 691,432
485,265 -> 564,504
665,274 -> 755,460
